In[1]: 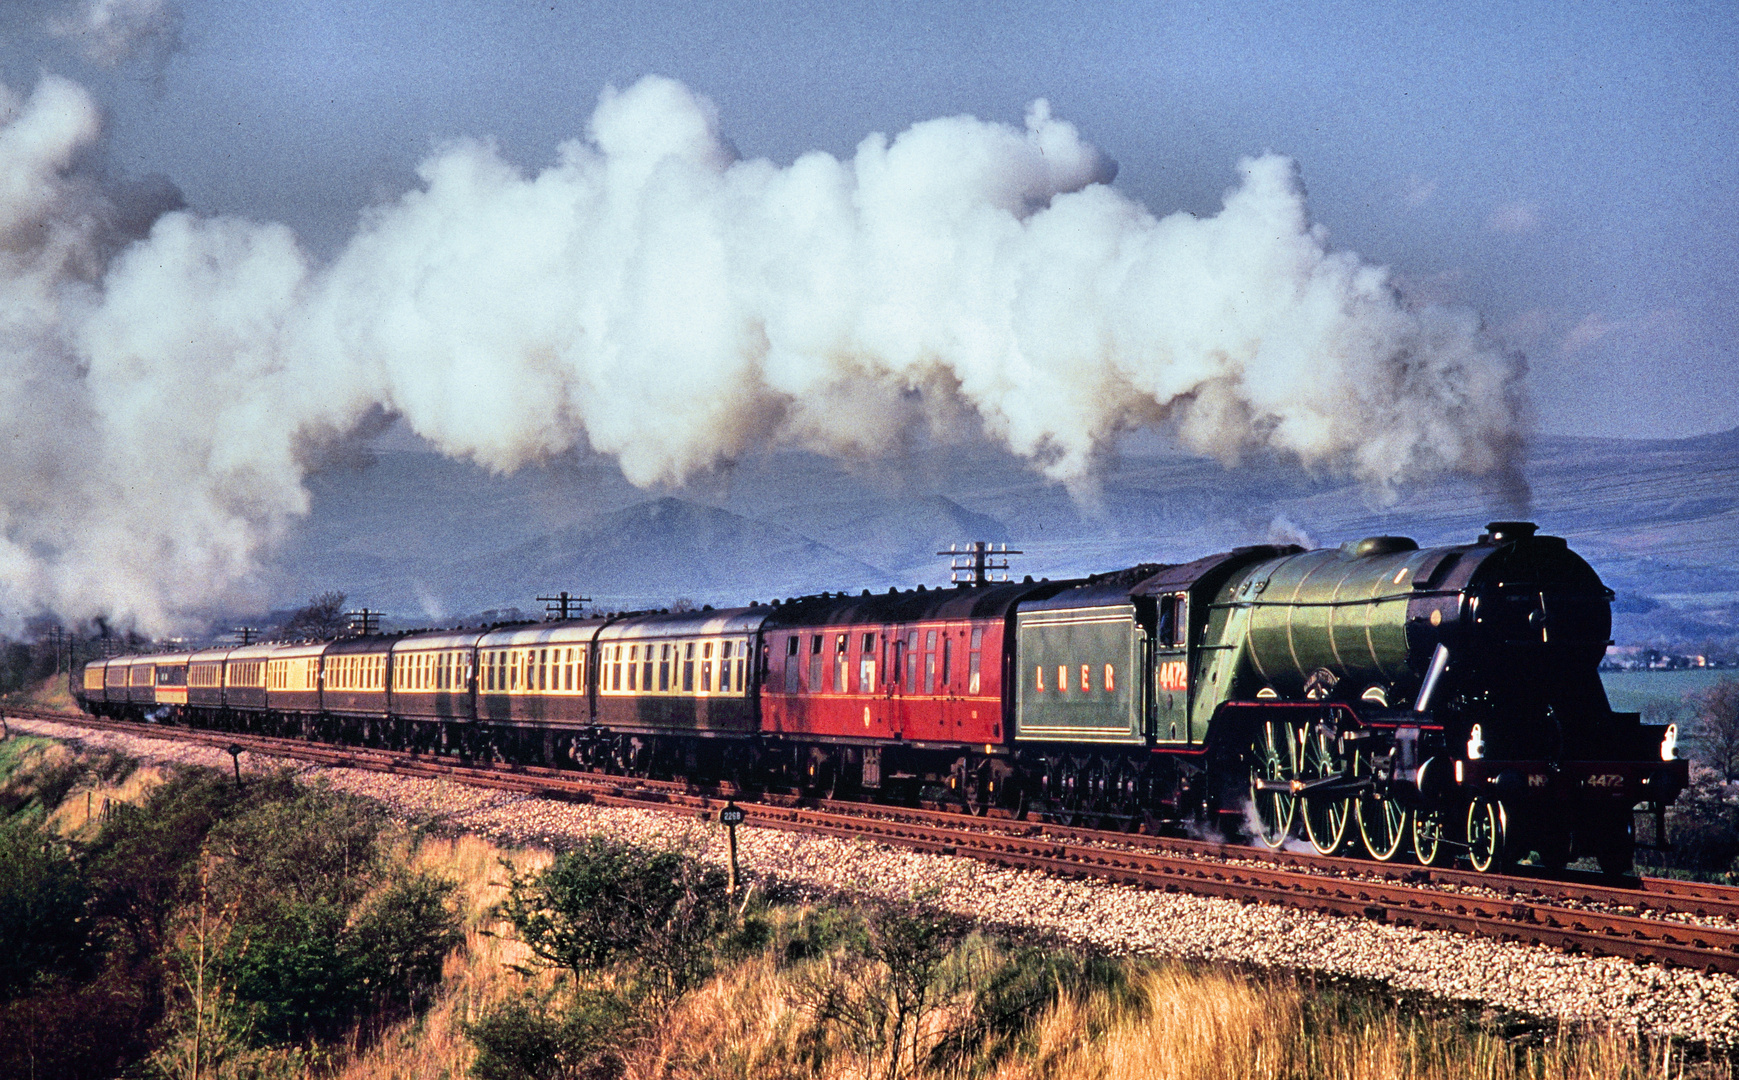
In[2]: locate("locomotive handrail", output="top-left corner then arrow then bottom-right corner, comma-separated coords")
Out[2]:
1212,589 -> 1462,610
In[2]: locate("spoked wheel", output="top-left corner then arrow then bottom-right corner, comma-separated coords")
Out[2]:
1353,749 -> 1411,862
1412,809 -> 1453,867
1248,718 -> 1298,849
1300,728 -> 1355,855
1108,761 -> 1143,832
1055,758 -> 1085,825
1466,797 -> 1510,873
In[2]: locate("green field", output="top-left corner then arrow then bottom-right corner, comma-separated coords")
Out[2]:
1602,668 -> 1735,719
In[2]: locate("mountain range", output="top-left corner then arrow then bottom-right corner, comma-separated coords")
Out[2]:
260,427 -> 1739,651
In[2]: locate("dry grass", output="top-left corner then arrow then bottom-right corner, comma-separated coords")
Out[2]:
987,966 -> 1706,1080
48,760 -> 171,835
335,835 -> 555,1080
571,921 -> 1723,1080
0,731 -> 166,834
4,671 -> 79,713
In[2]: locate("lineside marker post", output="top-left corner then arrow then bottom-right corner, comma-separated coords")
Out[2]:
719,801 -> 746,896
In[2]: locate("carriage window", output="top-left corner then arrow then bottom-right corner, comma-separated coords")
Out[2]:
942,636 -> 952,689
784,636 -> 800,694
969,628 -> 983,694
905,631 -> 919,693
719,641 -> 732,692
834,634 -> 848,693
540,648 -> 549,691
683,641 -> 696,692
611,645 -> 622,691
737,638 -> 748,691
860,633 -> 876,691
628,645 -> 639,691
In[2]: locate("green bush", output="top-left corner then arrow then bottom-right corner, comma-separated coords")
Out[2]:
84,768 -> 270,960
207,790 -> 459,1044
348,872 -> 464,1016
799,900 -> 970,1080
930,944 -> 1135,1071
500,836 -> 729,996
204,784 -> 386,918
0,816 -> 98,1001
464,988 -> 635,1080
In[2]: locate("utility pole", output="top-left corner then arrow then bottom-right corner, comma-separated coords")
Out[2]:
936,541 -> 1024,586
346,609 -> 381,636
231,627 -> 260,646
538,591 -> 591,621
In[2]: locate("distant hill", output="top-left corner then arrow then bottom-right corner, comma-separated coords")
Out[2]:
259,427 -> 1739,651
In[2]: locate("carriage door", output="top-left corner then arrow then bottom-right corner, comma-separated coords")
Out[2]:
884,624 -> 915,739
1153,592 -> 1192,745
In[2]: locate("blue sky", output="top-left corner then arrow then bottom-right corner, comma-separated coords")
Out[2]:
6,0 -> 1735,439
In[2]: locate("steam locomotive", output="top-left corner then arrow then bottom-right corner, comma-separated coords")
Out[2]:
76,521 -> 1686,874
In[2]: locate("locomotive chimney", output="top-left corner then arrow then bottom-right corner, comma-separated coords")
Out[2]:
1480,521 -> 1538,545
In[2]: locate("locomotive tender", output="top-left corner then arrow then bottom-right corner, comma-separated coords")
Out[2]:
76,521 -> 1686,874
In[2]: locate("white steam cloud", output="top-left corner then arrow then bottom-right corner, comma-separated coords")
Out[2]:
0,74 -> 1527,634
48,0 -> 181,68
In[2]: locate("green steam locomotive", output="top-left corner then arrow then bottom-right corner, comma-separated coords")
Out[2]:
1011,521 -> 1686,873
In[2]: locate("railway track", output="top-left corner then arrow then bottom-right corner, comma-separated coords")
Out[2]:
14,707 -> 1739,978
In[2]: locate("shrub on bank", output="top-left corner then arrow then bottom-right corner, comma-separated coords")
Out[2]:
0,753 -> 464,1080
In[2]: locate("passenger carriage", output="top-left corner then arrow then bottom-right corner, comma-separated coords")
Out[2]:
759,581 -> 1069,803
186,647 -> 231,716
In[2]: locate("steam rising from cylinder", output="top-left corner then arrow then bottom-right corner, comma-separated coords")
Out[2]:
0,74 -> 1528,634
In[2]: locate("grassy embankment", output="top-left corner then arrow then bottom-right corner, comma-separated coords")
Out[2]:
1,671 -> 78,714
4,734 -> 1732,1080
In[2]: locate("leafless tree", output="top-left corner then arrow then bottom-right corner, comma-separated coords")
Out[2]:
274,591 -> 349,641
1691,677 -> 1739,782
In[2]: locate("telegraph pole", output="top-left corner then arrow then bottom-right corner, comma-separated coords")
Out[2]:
937,541 -> 1024,586
538,591 -> 591,621
346,609 -> 381,636
231,627 -> 261,646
